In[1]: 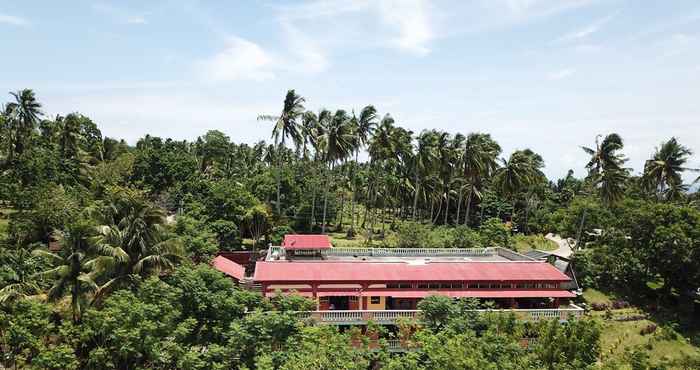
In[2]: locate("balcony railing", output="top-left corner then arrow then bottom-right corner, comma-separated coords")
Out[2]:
322,247 -> 497,258
292,305 -> 584,325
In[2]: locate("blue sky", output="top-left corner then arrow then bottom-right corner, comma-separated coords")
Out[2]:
2,0 -> 700,181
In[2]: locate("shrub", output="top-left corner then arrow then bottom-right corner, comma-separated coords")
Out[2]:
640,324 -> 657,335
591,303 -> 609,311
479,218 -> 512,249
269,225 -> 294,246
395,221 -> 432,248
209,219 -> 241,250
611,300 -> 630,309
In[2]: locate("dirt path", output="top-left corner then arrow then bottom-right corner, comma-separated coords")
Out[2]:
545,233 -> 573,258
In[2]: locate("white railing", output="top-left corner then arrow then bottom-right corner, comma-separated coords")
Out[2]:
322,247 -> 497,258
294,305 -> 584,324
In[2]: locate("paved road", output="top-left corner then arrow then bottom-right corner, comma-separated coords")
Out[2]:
545,233 -> 573,258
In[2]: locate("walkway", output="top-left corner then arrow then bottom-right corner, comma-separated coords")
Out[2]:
544,233 -> 573,258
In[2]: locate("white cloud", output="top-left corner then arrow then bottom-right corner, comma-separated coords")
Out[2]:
196,36 -> 275,82
378,0 -> 432,56
548,68 -> 575,80
280,21 -> 329,74
125,15 -> 147,25
554,13 -> 617,43
0,13 -> 29,26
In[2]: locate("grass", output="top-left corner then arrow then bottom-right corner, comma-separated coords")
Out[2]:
581,289 -> 700,367
513,234 -> 558,254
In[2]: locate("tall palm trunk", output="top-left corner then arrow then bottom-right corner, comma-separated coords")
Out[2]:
464,187 -> 473,226
443,185 -> 450,225
321,162 -> 334,234
310,185 -> 317,232
336,193 -> 345,229
275,146 -> 282,216
350,150 -> 359,231
412,172 -> 420,220
456,187 -> 463,225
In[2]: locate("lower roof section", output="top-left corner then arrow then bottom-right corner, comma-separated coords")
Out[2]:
264,289 -> 575,299
254,260 -> 571,283
212,256 -> 246,281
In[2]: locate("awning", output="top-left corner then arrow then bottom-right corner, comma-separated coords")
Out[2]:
361,290 -> 576,299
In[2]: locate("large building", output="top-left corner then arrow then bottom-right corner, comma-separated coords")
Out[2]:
215,234 -> 583,323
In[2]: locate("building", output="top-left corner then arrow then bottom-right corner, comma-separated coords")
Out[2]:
214,235 -> 584,323
523,250 -> 580,290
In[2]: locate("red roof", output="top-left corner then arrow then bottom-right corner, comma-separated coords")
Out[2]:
212,256 -> 246,281
363,289 -> 576,298
282,234 -> 332,249
254,261 -> 571,283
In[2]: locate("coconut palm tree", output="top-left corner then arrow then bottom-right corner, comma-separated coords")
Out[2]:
348,106 -> 378,233
258,90 -> 305,215
642,137 -> 698,201
462,133 -> 501,226
32,220 -> 97,322
318,110 -> 354,233
412,130 -> 438,220
89,189 -> 183,302
582,133 -> 629,206
5,89 -> 43,161
494,149 -> 543,223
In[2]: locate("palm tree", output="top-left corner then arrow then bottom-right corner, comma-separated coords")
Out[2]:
412,130 -> 438,220
318,110 -> 354,233
494,150 -> 543,224
348,106 -> 377,234
32,220 -> 97,322
642,137 -> 698,201
5,89 -> 43,161
258,90 -> 305,215
462,133 -> 501,226
436,131 -> 453,225
89,189 -> 183,302
0,248 -> 41,305
581,133 -> 629,206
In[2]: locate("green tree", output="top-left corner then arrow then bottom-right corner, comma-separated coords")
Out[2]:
90,188 -> 183,300
258,90 -> 305,215
33,219 -> 97,322
582,133 -> 629,206
642,137 -> 698,201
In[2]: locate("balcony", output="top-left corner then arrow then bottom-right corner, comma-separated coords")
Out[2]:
292,304 -> 584,325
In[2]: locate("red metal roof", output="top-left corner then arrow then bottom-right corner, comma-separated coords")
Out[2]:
254,261 -> 571,283
363,289 -> 576,298
212,256 -> 246,281
282,234 -> 332,249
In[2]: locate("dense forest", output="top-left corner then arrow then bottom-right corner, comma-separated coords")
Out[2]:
0,89 -> 699,369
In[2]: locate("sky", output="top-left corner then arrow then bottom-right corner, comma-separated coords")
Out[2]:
1,0 -> 700,182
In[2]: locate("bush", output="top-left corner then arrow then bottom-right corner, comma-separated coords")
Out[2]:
591,302 -> 609,311
640,324 -> 657,335
395,221 -> 432,248
209,219 -> 241,250
269,225 -> 294,246
479,218 -> 512,249
611,300 -> 630,309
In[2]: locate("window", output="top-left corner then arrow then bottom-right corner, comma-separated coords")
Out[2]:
370,296 -> 380,304
440,283 -> 452,289
515,283 -> 526,289
468,283 -> 479,289
387,284 -> 399,289
399,283 -> 412,289
489,283 -> 499,289
428,283 -> 440,289
319,297 -> 329,303
417,284 -> 429,289
349,296 -> 358,302
451,283 -> 463,289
